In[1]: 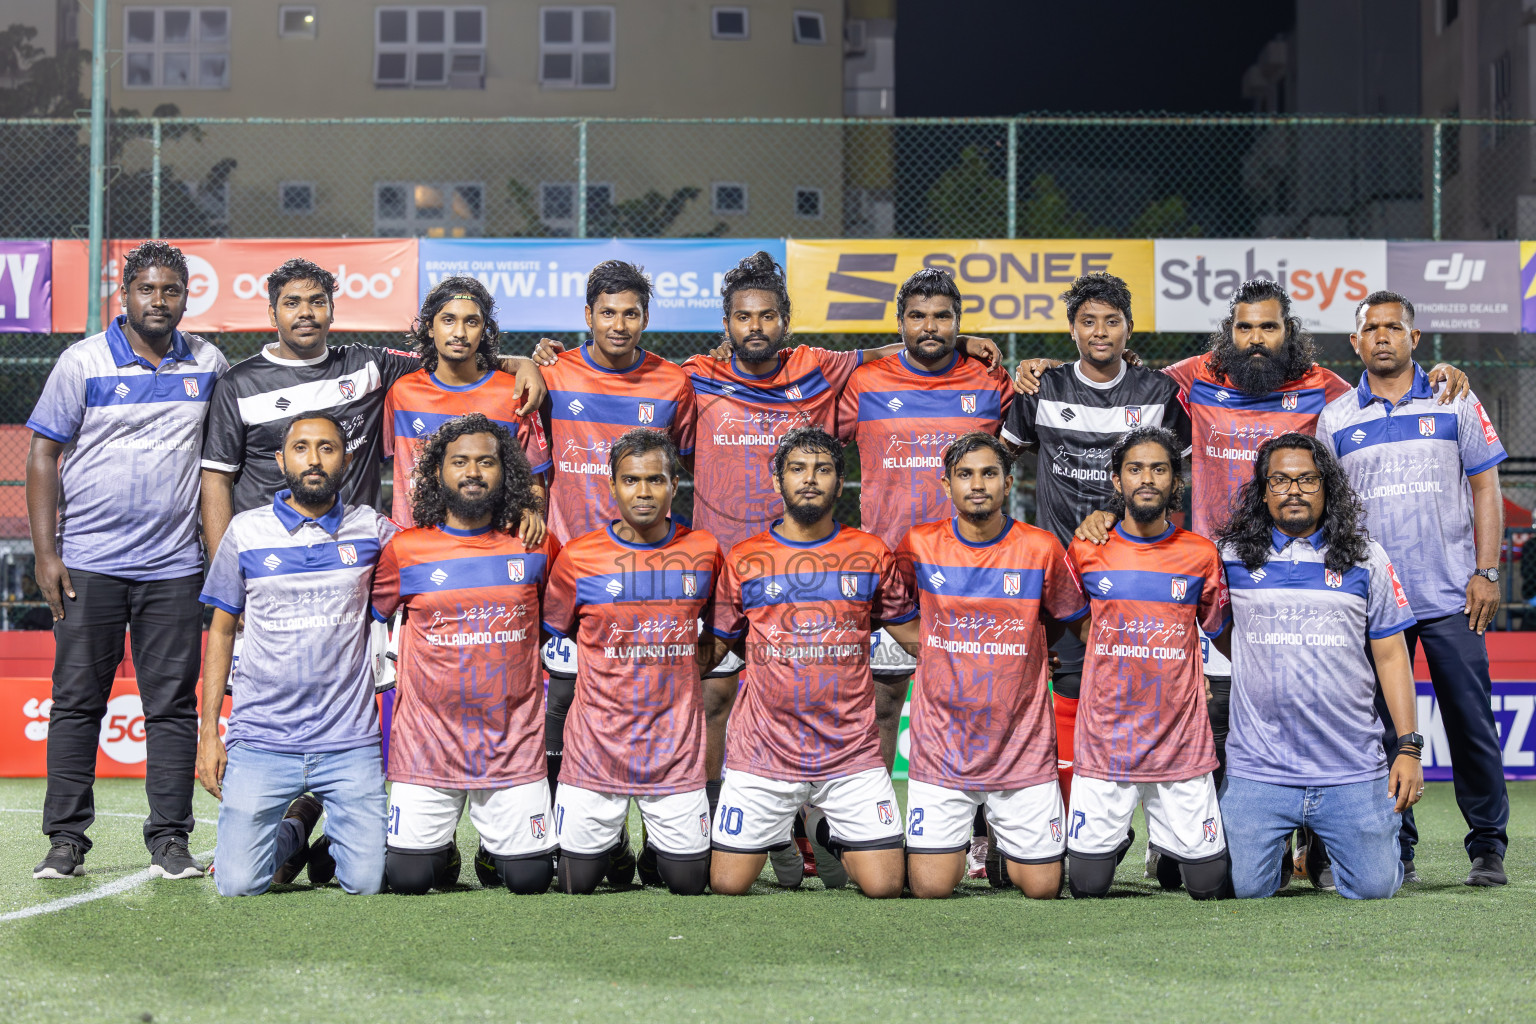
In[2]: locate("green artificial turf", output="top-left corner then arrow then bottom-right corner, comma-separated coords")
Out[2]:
0,779 -> 1531,1023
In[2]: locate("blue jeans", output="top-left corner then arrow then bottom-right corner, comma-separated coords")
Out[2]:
1220,775 -> 1403,900
215,742 -> 387,897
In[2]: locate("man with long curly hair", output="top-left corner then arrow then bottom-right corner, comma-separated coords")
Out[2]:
1212,432 -> 1424,900
370,414 -> 559,895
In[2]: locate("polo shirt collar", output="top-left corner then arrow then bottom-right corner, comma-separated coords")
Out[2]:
1355,362 -> 1433,408
273,489 -> 345,534
1271,526 -> 1325,552
106,314 -> 192,369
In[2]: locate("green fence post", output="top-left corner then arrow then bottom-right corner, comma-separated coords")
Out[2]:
576,119 -> 588,239
150,119 -> 162,239
84,0 -> 109,335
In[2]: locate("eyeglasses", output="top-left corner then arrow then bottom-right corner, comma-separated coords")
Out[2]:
1266,473 -> 1322,494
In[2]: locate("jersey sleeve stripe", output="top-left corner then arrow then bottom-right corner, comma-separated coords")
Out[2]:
201,594 -> 244,615
201,458 -> 242,472
24,419 -> 72,443
1465,451 -> 1507,476
1058,603 -> 1090,623
1369,617 -> 1416,640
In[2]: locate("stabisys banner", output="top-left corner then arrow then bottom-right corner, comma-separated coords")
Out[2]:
51,238 -> 419,333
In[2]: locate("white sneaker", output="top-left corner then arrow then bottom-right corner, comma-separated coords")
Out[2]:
803,808 -> 847,889
967,835 -> 989,879
1144,846 -> 1160,880
768,843 -> 804,888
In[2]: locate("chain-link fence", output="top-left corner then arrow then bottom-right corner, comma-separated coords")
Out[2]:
4,114 -> 1536,623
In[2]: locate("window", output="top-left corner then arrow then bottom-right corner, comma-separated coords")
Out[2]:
794,187 -> 822,220
712,182 -> 748,216
792,10 -> 825,44
375,7 -> 485,88
541,6 -> 614,88
1488,52 -> 1512,147
123,7 -> 230,89
540,182 -> 613,234
712,6 -> 748,39
375,181 -> 485,236
279,181 -> 315,214
279,6 -> 317,38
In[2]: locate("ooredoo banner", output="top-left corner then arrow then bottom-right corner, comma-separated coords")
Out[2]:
418,238 -> 786,332
0,240 -> 51,333
1154,239 -> 1387,334
1385,242 -> 1519,333
51,238 -> 419,333
786,239 -> 1157,333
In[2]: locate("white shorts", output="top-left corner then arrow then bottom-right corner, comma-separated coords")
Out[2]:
1200,635 -> 1231,678
703,647 -> 745,679
905,778 -> 1066,864
387,780 -> 555,858
713,767 -> 904,854
553,784 -> 711,857
1066,773 -> 1225,862
542,634 -> 578,676
870,627 -> 917,677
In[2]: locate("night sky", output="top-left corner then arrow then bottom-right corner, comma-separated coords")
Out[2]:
896,1 -> 1298,116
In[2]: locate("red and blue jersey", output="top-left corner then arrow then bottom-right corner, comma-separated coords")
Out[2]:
709,523 -> 916,782
837,350 -> 1013,550
541,521 -> 722,795
895,518 -> 1086,791
370,524 -> 556,789
382,368 -> 551,526
1163,355 -> 1351,538
684,346 -> 862,552
1068,524 -> 1230,783
543,345 -> 696,543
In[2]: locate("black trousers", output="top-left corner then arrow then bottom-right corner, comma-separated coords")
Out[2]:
1374,611 -> 1510,862
43,569 -> 204,854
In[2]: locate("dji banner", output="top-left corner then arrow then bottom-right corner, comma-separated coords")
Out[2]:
1385,242 -> 1519,333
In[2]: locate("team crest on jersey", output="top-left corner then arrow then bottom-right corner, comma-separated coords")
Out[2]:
1324,568 -> 1343,589
876,800 -> 895,826
1171,576 -> 1187,600
530,814 -> 547,840
182,377 -> 199,398
699,813 -> 710,837
961,393 -> 977,414
785,384 -> 803,401
1003,571 -> 1021,596
508,558 -> 526,583
1124,405 -> 1142,426
1049,817 -> 1062,843
840,574 -> 860,599
337,543 -> 358,565
637,402 -> 655,424
1203,817 -> 1218,843
1281,392 -> 1298,411
682,571 -> 697,597
1419,416 -> 1436,437
338,378 -> 356,400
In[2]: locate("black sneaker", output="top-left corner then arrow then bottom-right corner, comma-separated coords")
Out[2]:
1154,850 -> 1185,892
306,835 -> 336,886
474,844 -> 504,888
1401,859 -> 1420,884
1305,836 -> 1336,892
273,794 -> 323,884
606,839 -> 637,887
985,824 -> 1013,890
637,842 -> 664,887
33,839 -> 85,879
150,839 -> 204,880
1279,835 -> 1294,888
1466,853 -> 1507,887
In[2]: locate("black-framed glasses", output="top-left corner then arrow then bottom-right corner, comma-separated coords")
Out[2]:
1266,473 -> 1322,495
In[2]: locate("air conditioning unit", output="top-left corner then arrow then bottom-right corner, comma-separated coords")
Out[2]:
449,51 -> 485,90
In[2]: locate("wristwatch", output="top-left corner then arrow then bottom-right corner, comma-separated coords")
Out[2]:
1474,567 -> 1500,583
1397,732 -> 1425,749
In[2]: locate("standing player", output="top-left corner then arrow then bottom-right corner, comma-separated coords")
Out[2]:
370,415 -> 558,895
1320,291 -> 1509,887
886,433 -> 1087,899
541,429 -> 723,896
26,241 -> 227,881
1064,427 -> 1232,900
382,277 -> 550,527
708,427 -> 916,899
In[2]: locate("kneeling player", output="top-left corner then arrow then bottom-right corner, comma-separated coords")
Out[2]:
541,429 -> 724,896
1064,427 -> 1232,900
708,427 -> 916,898
884,433 -> 1087,898
370,415 -> 558,895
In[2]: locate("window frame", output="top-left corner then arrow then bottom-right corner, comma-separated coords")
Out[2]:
539,5 -> 616,90
374,180 -> 488,237
374,6 -> 487,89
278,5 -> 317,39
793,186 -> 823,220
539,181 -> 615,235
711,6 -> 750,40
279,181 -> 316,215
791,9 -> 826,45
711,181 -> 749,217
122,6 -> 232,90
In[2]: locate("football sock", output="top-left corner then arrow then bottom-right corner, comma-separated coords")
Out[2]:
497,853 -> 555,895
654,850 -> 710,896
385,842 -> 458,895
1053,693 -> 1079,806
545,673 -> 576,791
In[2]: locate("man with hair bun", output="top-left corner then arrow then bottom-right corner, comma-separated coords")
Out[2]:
27,240 -> 228,882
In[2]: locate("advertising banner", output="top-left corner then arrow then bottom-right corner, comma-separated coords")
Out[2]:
1420,680 -> 1536,782
786,239 -> 1156,333
51,238 -> 419,333
0,240 -> 51,333
1154,239 -> 1386,333
419,238 -> 786,332
1385,242 -> 1519,333
1520,242 -> 1536,333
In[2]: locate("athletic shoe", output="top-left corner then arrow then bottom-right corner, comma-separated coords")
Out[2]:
637,843 -> 664,887
475,844 -> 504,888
149,839 -> 204,880
1144,846 -> 1160,880
1293,827 -> 1310,879
1278,836 -> 1294,888
768,843 -> 805,888
1401,860 -> 1420,884
803,808 -> 847,890
307,835 -> 337,886
1304,837 -> 1336,892
966,835 -> 989,880
273,794 -> 323,884
1466,853 -> 1507,887
795,836 -> 818,877
984,824 -> 1013,889
1155,850 -> 1184,892
33,839 -> 85,879
606,838 -> 637,887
